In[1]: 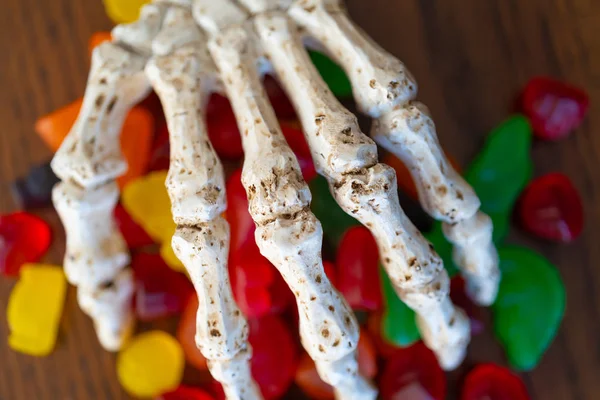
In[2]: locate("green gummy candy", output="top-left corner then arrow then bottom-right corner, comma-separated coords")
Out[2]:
380,267 -> 420,347
465,115 -> 533,216
309,50 -> 353,98
492,246 -> 566,371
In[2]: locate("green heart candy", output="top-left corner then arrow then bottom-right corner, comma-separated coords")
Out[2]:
309,50 -> 353,98
380,267 -> 420,346
492,246 -> 566,371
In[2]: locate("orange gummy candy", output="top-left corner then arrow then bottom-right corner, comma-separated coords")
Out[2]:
88,31 -> 112,57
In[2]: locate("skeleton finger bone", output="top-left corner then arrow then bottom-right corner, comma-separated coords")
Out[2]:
205,10 -> 376,398
145,13 -> 261,398
253,10 -> 469,369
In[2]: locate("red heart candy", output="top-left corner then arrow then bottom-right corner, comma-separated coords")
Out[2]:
520,77 -> 589,140
0,212 -> 52,277
461,364 -> 529,400
518,172 -> 583,242
113,203 -> 155,249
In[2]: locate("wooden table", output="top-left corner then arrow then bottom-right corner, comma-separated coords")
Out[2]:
1,1 -> 599,399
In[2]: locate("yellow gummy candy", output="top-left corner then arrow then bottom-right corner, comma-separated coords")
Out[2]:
122,170 -> 176,243
117,331 -> 184,398
103,0 -> 151,24
7,264 -> 67,356
160,239 -> 187,273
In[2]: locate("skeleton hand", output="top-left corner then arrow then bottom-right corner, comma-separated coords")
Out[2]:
51,1 -> 500,399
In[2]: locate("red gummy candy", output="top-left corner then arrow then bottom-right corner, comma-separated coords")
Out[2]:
249,314 -> 298,399
148,124 -> 171,172
380,342 -> 446,400
264,75 -> 296,119
322,260 -> 336,287
177,296 -> 208,371
206,101 -> 243,160
131,253 -> 194,321
159,386 -> 215,400
518,172 -> 583,242
0,212 -> 51,277
450,276 -> 484,336
281,123 -> 317,182
114,203 -> 155,249
366,312 -> 401,359
461,364 -> 530,400
226,169 -> 255,254
521,77 -> 589,140
336,227 -> 383,311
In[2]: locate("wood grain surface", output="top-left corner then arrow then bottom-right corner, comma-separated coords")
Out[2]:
1,1 -> 599,399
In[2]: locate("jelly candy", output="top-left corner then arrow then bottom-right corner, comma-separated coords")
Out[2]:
465,116 -> 533,243
520,77 -> 589,141
103,0 -> 150,24
35,98 -> 83,151
518,172 -> 583,243
379,342 -> 446,400
281,123 -> 317,182
148,124 -> 171,172
159,386 -> 215,400
380,268 -> 420,347
206,93 -> 231,117
88,31 -> 112,57
0,212 -> 52,277
450,276 -> 484,336
226,169 -> 256,254
122,170 -> 175,243
366,312 -> 401,358
264,75 -> 296,119
160,239 -> 186,273
249,315 -> 298,399
461,364 -> 530,400
322,260 -> 336,287
206,102 -> 244,160
11,161 -> 60,210
309,51 -> 353,98
492,246 -> 565,371
7,264 -> 66,356
230,244 -> 275,288
177,296 -> 208,371
117,331 -> 184,398
309,176 -> 360,247
336,227 -> 383,311
114,203 -> 155,249
132,253 -> 194,321
295,328 -> 377,400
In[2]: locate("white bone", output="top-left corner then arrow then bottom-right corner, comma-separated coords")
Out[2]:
372,102 -> 480,223
51,42 -> 150,187
443,212 -> 500,306
253,11 -> 469,369
208,23 -> 376,398
52,180 -> 134,350
289,0 -> 416,116
152,7 -> 205,57
192,0 -> 249,36
237,0 -> 294,14
112,3 -> 168,55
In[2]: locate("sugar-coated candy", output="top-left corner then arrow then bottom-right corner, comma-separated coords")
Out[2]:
336,227 -> 383,311
295,328 -> 377,400
11,161 -> 60,210
450,277 -> 484,336
117,331 -> 184,398
132,253 -> 194,321
122,170 -> 175,243
492,247 -> 565,371
88,31 -> 112,57
380,268 -> 420,347
0,212 -> 52,277
309,51 -> 353,98
379,342 -> 446,400
7,264 -> 66,356
177,296 -> 208,371
114,203 -> 155,249
249,315 -> 298,399
159,386 -> 215,400
518,172 -> 583,243
520,76 -> 589,141
461,364 -> 530,400
103,0 -> 150,24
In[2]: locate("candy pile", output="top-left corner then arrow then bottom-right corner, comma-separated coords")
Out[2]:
1,15 -> 589,399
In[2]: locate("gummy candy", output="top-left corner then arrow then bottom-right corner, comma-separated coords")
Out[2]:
35,98 -> 83,151
322,260 -> 336,287
280,123 -> 317,182
7,264 -> 66,356
159,386 -> 215,400
309,51 -> 353,98
336,227 -> 383,311
88,31 -> 112,57
264,75 -> 297,119
177,296 -> 208,371
206,102 -> 244,160
103,0 -> 150,24
0,212 -> 52,277
117,331 -> 184,398
450,276 -> 484,336
461,364 -> 530,400
148,124 -> 171,172
131,253 -> 194,321
518,172 -> 583,243
226,169 -> 256,254
520,76 -> 589,141
113,203 -> 155,249
11,161 -> 60,210
380,267 -> 420,347
248,315 -> 298,399
160,238 -> 187,273
379,342 -> 446,400
366,312 -> 401,359
492,246 -> 565,371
